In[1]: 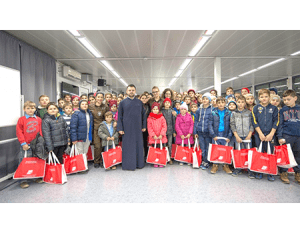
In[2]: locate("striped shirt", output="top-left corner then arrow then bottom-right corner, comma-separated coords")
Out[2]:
63,113 -> 72,133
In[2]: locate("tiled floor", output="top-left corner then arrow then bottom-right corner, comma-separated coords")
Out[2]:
1,162 -> 300,203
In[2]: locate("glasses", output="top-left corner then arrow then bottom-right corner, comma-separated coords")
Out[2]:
152,91 -> 159,94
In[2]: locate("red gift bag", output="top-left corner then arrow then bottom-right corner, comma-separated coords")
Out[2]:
43,152 -> 67,184
174,139 -> 193,164
288,167 -> 295,174
86,145 -> 94,161
207,137 -> 233,164
64,145 -> 88,174
13,151 -> 46,179
231,141 -> 252,169
102,141 -> 122,169
171,144 -> 177,158
248,142 -> 277,175
274,144 -> 298,168
146,140 -> 168,166
192,138 -> 202,168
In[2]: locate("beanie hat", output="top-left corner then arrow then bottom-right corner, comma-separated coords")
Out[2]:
163,98 -> 172,105
226,94 -> 236,100
241,87 -> 250,93
269,88 -> 278,95
79,99 -> 88,108
228,100 -> 237,108
180,102 -> 188,110
94,91 -> 104,97
187,89 -> 196,94
108,100 -> 118,110
88,92 -> 94,97
151,102 -> 160,110
71,95 -> 80,101
202,92 -> 212,102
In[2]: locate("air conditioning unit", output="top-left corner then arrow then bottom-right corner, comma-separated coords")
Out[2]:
82,74 -> 93,83
63,66 -> 81,80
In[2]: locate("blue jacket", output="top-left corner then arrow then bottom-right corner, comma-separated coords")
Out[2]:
208,107 -> 232,139
193,104 -> 212,135
277,105 -> 300,139
251,103 -> 279,135
70,107 -> 94,142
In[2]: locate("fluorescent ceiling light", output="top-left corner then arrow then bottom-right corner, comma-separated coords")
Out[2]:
205,30 -> 215,35
68,30 -> 81,37
189,36 -> 210,56
239,69 -> 257,77
294,82 -> 300,85
78,37 -> 102,58
257,58 -> 286,70
100,60 -> 114,71
221,77 -> 238,84
291,50 -> 300,56
174,69 -> 184,77
180,59 -> 192,70
275,85 -> 287,88
111,70 -> 120,78
169,78 -> 177,86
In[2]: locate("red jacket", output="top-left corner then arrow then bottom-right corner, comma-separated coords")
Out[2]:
147,112 -> 168,144
16,115 -> 43,145
175,113 -> 194,145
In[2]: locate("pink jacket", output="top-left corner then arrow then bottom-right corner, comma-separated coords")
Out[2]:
113,111 -> 118,121
147,113 -> 168,144
175,113 -> 194,145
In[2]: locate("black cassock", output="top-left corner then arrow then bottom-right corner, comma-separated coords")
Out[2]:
117,97 -> 146,170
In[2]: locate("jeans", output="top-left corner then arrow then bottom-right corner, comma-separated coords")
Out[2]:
234,136 -> 252,149
103,145 -> 113,152
166,134 -> 173,157
279,134 -> 300,173
229,136 -> 236,148
212,131 -> 227,145
197,132 -> 211,163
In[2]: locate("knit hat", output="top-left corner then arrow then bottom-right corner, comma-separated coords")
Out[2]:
269,88 -> 278,95
79,99 -> 89,108
188,89 -> 196,94
94,91 -> 104,97
163,98 -> 172,105
202,92 -> 212,102
225,94 -> 236,100
241,87 -> 250,93
228,100 -> 237,108
151,102 -> 160,110
88,92 -> 94,97
71,95 -> 80,101
108,100 -> 118,110
180,102 -> 188,110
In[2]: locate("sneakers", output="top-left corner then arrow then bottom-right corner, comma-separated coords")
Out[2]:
179,163 -> 183,166
154,165 -> 159,168
248,171 -> 255,179
20,182 -> 29,189
169,159 -> 173,165
280,172 -> 290,184
159,165 -> 164,168
187,163 -> 191,166
255,173 -> 263,179
35,178 -> 44,184
201,162 -> 209,170
111,166 -> 117,170
295,173 -> 300,184
223,164 -> 232,174
94,163 -> 100,168
268,175 -> 275,182
211,164 -> 219,174
232,169 -> 242,177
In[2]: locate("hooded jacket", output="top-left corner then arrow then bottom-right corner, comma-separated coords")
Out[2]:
98,120 -> 119,147
161,107 -> 176,135
175,113 -> 194,145
230,108 -> 254,137
208,107 -> 232,139
193,104 -> 212,135
42,113 -> 69,152
147,112 -> 168,144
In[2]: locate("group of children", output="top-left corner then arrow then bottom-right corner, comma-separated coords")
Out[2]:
15,85 -> 300,189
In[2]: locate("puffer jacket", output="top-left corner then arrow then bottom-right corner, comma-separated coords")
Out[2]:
208,108 -> 232,139
175,113 -> 194,145
161,107 -> 176,135
98,120 -> 119,147
230,108 -> 254,137
147,112 -> 168,144
70,107 -> 94,142
193,104 -> 212,135
42,113 -> 69,152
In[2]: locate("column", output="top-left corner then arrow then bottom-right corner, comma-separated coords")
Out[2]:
287,76 -> 293,89
214,57 -> 221,96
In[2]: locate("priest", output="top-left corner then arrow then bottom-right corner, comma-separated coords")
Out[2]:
117,84 -> 147,170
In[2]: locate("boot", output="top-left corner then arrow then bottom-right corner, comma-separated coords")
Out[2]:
169,159 -> 173,165
223,164 -> 232,174
295,173 -> 300,184
211,164 -> 219,174
280,172 -> 290,184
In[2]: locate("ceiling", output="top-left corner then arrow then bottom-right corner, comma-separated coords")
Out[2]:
5,30 -> 300,93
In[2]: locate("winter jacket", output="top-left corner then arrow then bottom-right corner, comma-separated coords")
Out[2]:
161,107 -> 176,135
208,108 -> 232,139
89,103 -> 109,130
251,103 -> 279,135
35,106 -> 47,119
193,104 -> 212,135
230,109 -> 254,137
70,107 -> 94,142
112,111 -> 118,121
143,103 -> 151,119
191,112 -> 196,122
147,112 -> 168,144
30,132 -> 47,160
98,120 -> 119,147
277,104 -> 300,139
148,97 -> 164,109
42,113 -> 69,152
175,113 -> 194,145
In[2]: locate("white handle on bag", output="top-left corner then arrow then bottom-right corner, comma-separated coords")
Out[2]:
237,140 -> 251,150
193,138 -> 199,151
48,152 -> 53,165
70,144 -> 79,157
24,150 -> 27,158
154,140 -> 163,150
214,137 -> 229,146
51,152 -> 61,164
258,142 -> 272,154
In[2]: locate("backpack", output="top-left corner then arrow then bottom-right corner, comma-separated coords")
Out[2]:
30,132 -> 48,160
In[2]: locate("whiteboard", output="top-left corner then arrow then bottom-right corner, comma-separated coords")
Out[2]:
0,65 -> 21,127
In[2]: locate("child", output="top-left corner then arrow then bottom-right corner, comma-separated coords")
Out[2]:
277,89 -> 300,184
16,101 -> 43,188
112,94 -> 117,101
173,100 -> 181,115
190,102 -> 198,121
210,89 -> 217,97
175,94 -> 182,102
245,93 -> 256,111
71,95 -> 80,111
88,93 -> 95,105
234,92 -> 241,100
64,94 -> 72,104
117,96 -> 123,105
70,100 -> 93,167
104,93 -> 112,105
225,94 -> 236,104
194,93 -> 213,170
269,87 -> 278,95
208,97 -> 232,174
147,102 -> 168,168
58,98 -> 65,116
98,111 -> 119,170
241,87 -> 250,96
175,102 -> 194,166
226,87 -> 234,96
184,95 -> 192,108
188,89 -> 198,104
230,95 -> 254,178
197,94 -> 203,107
161,98 -> 176,165
80,93 -> 88,101
228,100 -> 237,112
211,96 -> 218,109
36,95 -> 50,119
251,89 -> 279,181
62,102 -> 73,145
42,102 -> 69,164
109,100 -> 118,120
270,94 -> 282,110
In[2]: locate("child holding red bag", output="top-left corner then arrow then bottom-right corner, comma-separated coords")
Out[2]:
175,102 -> 194,165
147,102 -> 168,168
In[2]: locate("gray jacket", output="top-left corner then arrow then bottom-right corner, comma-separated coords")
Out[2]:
161,108 -> 176,135
42,113 -> 69,152
98,120 -> 119,147
230,109 -> 254,138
